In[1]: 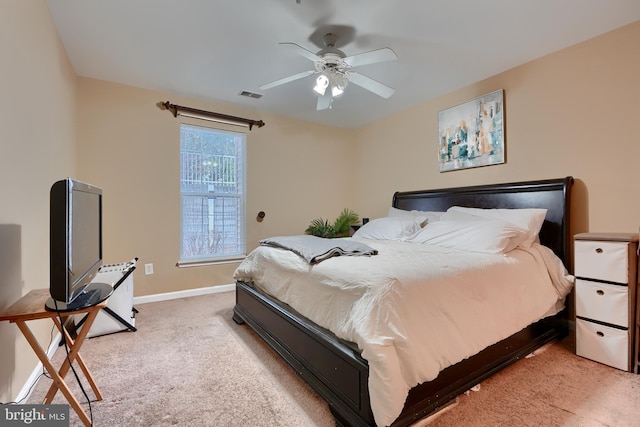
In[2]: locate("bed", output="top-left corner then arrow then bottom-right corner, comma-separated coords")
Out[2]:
232,177 -> 574,427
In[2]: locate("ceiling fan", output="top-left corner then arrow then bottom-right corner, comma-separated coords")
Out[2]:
260,33 -> 398,110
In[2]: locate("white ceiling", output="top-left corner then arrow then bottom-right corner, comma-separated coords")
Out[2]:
46,0 -> 640,129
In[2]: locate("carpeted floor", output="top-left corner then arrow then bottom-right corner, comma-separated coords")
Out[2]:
27,291 -> 640,426
424,341 -> 640,427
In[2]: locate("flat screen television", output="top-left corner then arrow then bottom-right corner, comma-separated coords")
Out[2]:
46,178 -> 112,312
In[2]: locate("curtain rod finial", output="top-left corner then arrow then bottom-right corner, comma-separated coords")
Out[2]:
157,101 -> 178,117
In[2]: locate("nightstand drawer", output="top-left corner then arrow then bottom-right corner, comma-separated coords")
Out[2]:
574,240 -> 630,283
575,279 -> 628,327
576,318 -> 629,371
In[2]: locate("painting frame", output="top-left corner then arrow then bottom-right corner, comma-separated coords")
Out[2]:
438,89 -> 505,172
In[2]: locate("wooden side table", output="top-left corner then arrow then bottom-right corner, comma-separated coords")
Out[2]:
0,289 -> 107,426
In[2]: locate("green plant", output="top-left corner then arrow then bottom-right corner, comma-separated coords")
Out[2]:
305,208 -> 359,238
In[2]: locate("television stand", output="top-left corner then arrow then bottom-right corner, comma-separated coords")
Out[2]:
0,288 -> 107,426
44,282 -> 113,312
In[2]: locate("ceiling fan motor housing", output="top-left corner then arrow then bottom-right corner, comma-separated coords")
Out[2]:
316,33 -> 347,70
314,53 -> 347,72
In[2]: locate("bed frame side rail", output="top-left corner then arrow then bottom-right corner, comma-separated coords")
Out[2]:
233,280 -> 375,426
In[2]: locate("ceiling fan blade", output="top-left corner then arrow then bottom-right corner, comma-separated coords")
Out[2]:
348,72 -> 395,98
316,90 -> 332,110
259,70 -> 316,90
343,47 -> 398,68
279,42 -> 323,62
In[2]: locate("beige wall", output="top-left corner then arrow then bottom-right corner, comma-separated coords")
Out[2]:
354,21 -> 640,237
76,79 -> 355,297
0,1 -> 77,403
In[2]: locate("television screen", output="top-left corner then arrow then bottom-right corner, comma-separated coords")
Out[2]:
70,187 -> 101,288
48,178 -> 106,310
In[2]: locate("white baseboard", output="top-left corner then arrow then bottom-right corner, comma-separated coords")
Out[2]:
133,283 -> 235,305
14,332 -> 61,404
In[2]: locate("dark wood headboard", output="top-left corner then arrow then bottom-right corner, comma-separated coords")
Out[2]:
392,177 -> 574,264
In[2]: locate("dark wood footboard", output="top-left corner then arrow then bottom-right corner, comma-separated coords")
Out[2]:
234,280 -> 566,427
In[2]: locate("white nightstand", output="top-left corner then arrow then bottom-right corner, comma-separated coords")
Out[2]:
574,233 -> 638,372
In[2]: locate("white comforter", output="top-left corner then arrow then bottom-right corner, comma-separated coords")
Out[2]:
234,238 -> 574,426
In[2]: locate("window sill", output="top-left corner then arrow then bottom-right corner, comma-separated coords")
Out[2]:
177,256 -> 245,268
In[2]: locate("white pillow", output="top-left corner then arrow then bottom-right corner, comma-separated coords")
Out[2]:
387,206 -> 444,226
409,216 -> 529,254
353,216 -> 423,241
446,206 -> 547,247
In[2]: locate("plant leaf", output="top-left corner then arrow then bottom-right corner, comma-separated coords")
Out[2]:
305,218 -> 334,238
306,209 -> 359,238
333,208 -> 360,237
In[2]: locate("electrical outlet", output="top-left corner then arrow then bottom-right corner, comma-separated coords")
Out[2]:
144,263 -> 154,275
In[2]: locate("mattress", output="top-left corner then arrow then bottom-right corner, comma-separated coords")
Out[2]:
234,237 -> 574,426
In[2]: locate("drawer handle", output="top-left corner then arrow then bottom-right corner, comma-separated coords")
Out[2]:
596,331 -> 605,337
595,247 -> 603,254
596,289 -> 605,296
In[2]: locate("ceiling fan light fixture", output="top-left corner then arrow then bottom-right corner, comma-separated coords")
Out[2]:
331,71 -> 348,97
313,74 -> 329,95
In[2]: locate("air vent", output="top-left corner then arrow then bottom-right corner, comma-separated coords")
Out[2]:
239,90 -> 262,99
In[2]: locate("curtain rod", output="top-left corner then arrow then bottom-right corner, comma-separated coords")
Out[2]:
157,101 -> 265,130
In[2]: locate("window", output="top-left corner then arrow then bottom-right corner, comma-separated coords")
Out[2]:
179,124 -> 246,264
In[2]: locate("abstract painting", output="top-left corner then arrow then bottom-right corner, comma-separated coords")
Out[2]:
438,89 -> 504,172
